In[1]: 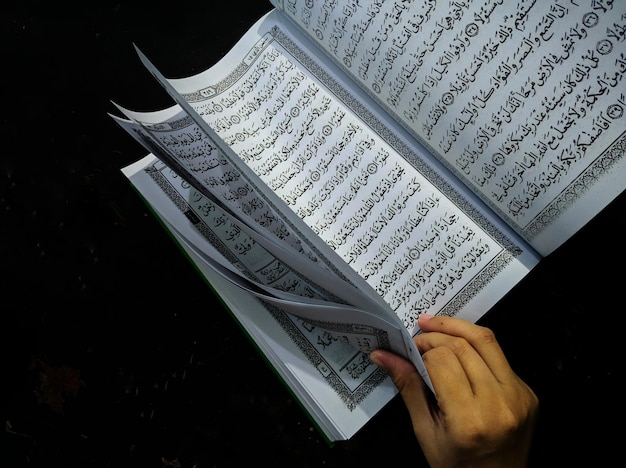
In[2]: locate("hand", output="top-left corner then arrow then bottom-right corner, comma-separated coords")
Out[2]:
370,314 -> 538,468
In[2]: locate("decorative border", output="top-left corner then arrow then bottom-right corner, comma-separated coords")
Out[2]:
264,302 -> 388,410
181,62 -> 250,102
437,251 -> 515,317
524,131 -> 626,239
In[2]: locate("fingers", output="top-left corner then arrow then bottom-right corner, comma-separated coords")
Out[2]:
417,329 -> 501,405
371,315 -> 522,419
416,314 -> 516,384
371,314 -> 539,468
369,349 -> 431,423
416,341 -> 476,411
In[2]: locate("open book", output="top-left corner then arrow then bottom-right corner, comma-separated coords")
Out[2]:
111,1 -> 626,443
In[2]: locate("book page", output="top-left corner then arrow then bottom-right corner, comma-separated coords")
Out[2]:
113,106 -> 432,386
121,153 -> 412,441
269,0 -> 626,256
111,105 -> 389,315
137,9 -> 540,335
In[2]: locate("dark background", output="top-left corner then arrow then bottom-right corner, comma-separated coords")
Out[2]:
1,1 -> 623,466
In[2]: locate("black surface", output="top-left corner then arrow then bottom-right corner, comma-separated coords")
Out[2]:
1,1 -> 623,466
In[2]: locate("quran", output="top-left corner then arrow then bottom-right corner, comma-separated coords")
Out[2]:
111,0 -> 626,443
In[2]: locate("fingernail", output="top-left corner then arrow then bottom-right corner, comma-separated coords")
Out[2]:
419,313 -> 433,321
369,350 -> 383,367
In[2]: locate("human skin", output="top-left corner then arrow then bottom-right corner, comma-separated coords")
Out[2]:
370,314 -> 539,468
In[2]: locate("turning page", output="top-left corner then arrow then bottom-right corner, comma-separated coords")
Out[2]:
135,9 -> 540,334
